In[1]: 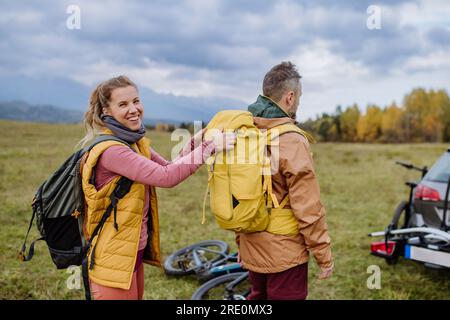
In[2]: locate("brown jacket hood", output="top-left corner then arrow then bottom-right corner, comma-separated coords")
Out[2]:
252,116 -> 295,130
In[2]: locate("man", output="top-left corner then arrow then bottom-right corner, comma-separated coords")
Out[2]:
237,61 -> 333,300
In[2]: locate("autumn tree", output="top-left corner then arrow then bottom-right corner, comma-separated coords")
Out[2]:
357,105 -> 383,142
340,104 -> 360,142
428,89 -> 450,142
298,87 -> 450,143
380,102 -> 405,142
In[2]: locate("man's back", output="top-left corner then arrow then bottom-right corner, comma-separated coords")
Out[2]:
239,61 -> 333,300
237,116 -> 332,274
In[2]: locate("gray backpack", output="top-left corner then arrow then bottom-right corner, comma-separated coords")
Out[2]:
19,135 -> 135,299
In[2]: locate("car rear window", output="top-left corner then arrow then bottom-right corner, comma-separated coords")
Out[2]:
425,151 -> 450,183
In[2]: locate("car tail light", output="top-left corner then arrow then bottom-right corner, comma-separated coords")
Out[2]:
414,184 -> 441,201
371,241 -> 396,256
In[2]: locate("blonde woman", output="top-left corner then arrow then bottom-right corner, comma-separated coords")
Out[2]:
80,75 -> 235,300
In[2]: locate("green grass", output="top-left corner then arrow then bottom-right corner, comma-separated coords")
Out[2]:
0,119 -> 449,299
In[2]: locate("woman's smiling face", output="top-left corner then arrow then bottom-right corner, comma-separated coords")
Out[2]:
103,85 -> 144,131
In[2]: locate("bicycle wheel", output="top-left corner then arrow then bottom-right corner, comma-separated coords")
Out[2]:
164,240 -> 229,276
385,201 -> 408,265
191,272 -> 250,300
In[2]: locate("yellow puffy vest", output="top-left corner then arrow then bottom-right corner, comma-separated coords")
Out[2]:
203,110 -> 310,236
81,130 -> 161,290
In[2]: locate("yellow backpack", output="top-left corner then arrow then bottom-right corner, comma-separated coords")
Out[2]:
202,110 -> 312,235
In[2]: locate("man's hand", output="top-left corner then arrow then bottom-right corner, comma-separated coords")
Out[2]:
317,263 -> 334,280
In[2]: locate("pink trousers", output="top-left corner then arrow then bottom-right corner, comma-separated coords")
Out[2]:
89,263 -> 145,300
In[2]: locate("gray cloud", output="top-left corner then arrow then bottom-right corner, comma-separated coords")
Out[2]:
0,0 -> 449,120
426,27 -> 450,48
0,0 -> 429,72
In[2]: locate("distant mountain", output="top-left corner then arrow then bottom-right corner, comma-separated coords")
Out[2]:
0,101 -> 184,125
0,76 -> 89,111
0,75 -> 247,122
0,101 -> 83,123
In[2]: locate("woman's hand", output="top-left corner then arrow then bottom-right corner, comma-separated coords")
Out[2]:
210,131 -> 236,153
193,128 -> 207,146
179,128 -> 207,155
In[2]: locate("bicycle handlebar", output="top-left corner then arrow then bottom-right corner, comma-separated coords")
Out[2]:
395,161 -> 413,169
395,161 -> 428,176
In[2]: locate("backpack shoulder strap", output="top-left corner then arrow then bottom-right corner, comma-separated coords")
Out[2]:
85,135 -> 134,152
82,135 -> 136,186
267,123 -> 316,143
264,123 -> 315,209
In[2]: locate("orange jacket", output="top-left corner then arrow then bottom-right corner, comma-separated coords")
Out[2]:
237,117 -> 333,273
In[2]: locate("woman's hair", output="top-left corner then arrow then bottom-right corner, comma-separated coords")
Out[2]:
78,75 -> 138,147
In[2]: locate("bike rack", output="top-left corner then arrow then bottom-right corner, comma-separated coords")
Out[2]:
369,227 -> 450,242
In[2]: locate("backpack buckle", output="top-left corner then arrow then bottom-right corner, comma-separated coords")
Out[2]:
71,209 -> 81,219
18,251 -> 25,262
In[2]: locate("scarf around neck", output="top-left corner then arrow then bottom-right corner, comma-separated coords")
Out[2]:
101,115 -> 146,144
247,95 -> 293,119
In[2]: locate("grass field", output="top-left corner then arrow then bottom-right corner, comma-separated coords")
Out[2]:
1,119 -> 449,300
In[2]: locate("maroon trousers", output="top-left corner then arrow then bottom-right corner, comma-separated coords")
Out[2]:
247,263 -> 308,300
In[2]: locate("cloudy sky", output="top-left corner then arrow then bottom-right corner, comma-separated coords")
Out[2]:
1,0 -> 449,121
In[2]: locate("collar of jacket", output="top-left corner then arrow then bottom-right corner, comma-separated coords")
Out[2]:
253,116 -> 295,130
99,127 -> 151,153
248,94 -> 293,119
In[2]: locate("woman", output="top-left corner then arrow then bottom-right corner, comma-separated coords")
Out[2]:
79,75 -> 235,300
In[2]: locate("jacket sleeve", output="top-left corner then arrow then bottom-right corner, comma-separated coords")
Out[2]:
278,133 -> 333,268
150,147 -> 171,166
151,134 -> 209,164
150,134 -> 197,165
100,141 -> 215,188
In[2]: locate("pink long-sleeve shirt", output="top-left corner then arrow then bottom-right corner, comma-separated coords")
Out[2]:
93,140 -> 215,251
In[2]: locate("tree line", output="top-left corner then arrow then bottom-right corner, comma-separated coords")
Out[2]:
300,88 -> 450,143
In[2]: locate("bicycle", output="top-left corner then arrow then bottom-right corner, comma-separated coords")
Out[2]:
369,158 -> 450,270
163,240 -> 251,299
369,161 -> 428,264
191,271 -> 250,300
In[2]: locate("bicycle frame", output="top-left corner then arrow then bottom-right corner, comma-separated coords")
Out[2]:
393,161 -> 428,229
404,181 -> 416,228
224,272 -> 250,300
179,247 -> 239,276
209,262 -> 243,276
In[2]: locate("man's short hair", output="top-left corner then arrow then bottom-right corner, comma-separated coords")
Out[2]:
263,61 -> 302,102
